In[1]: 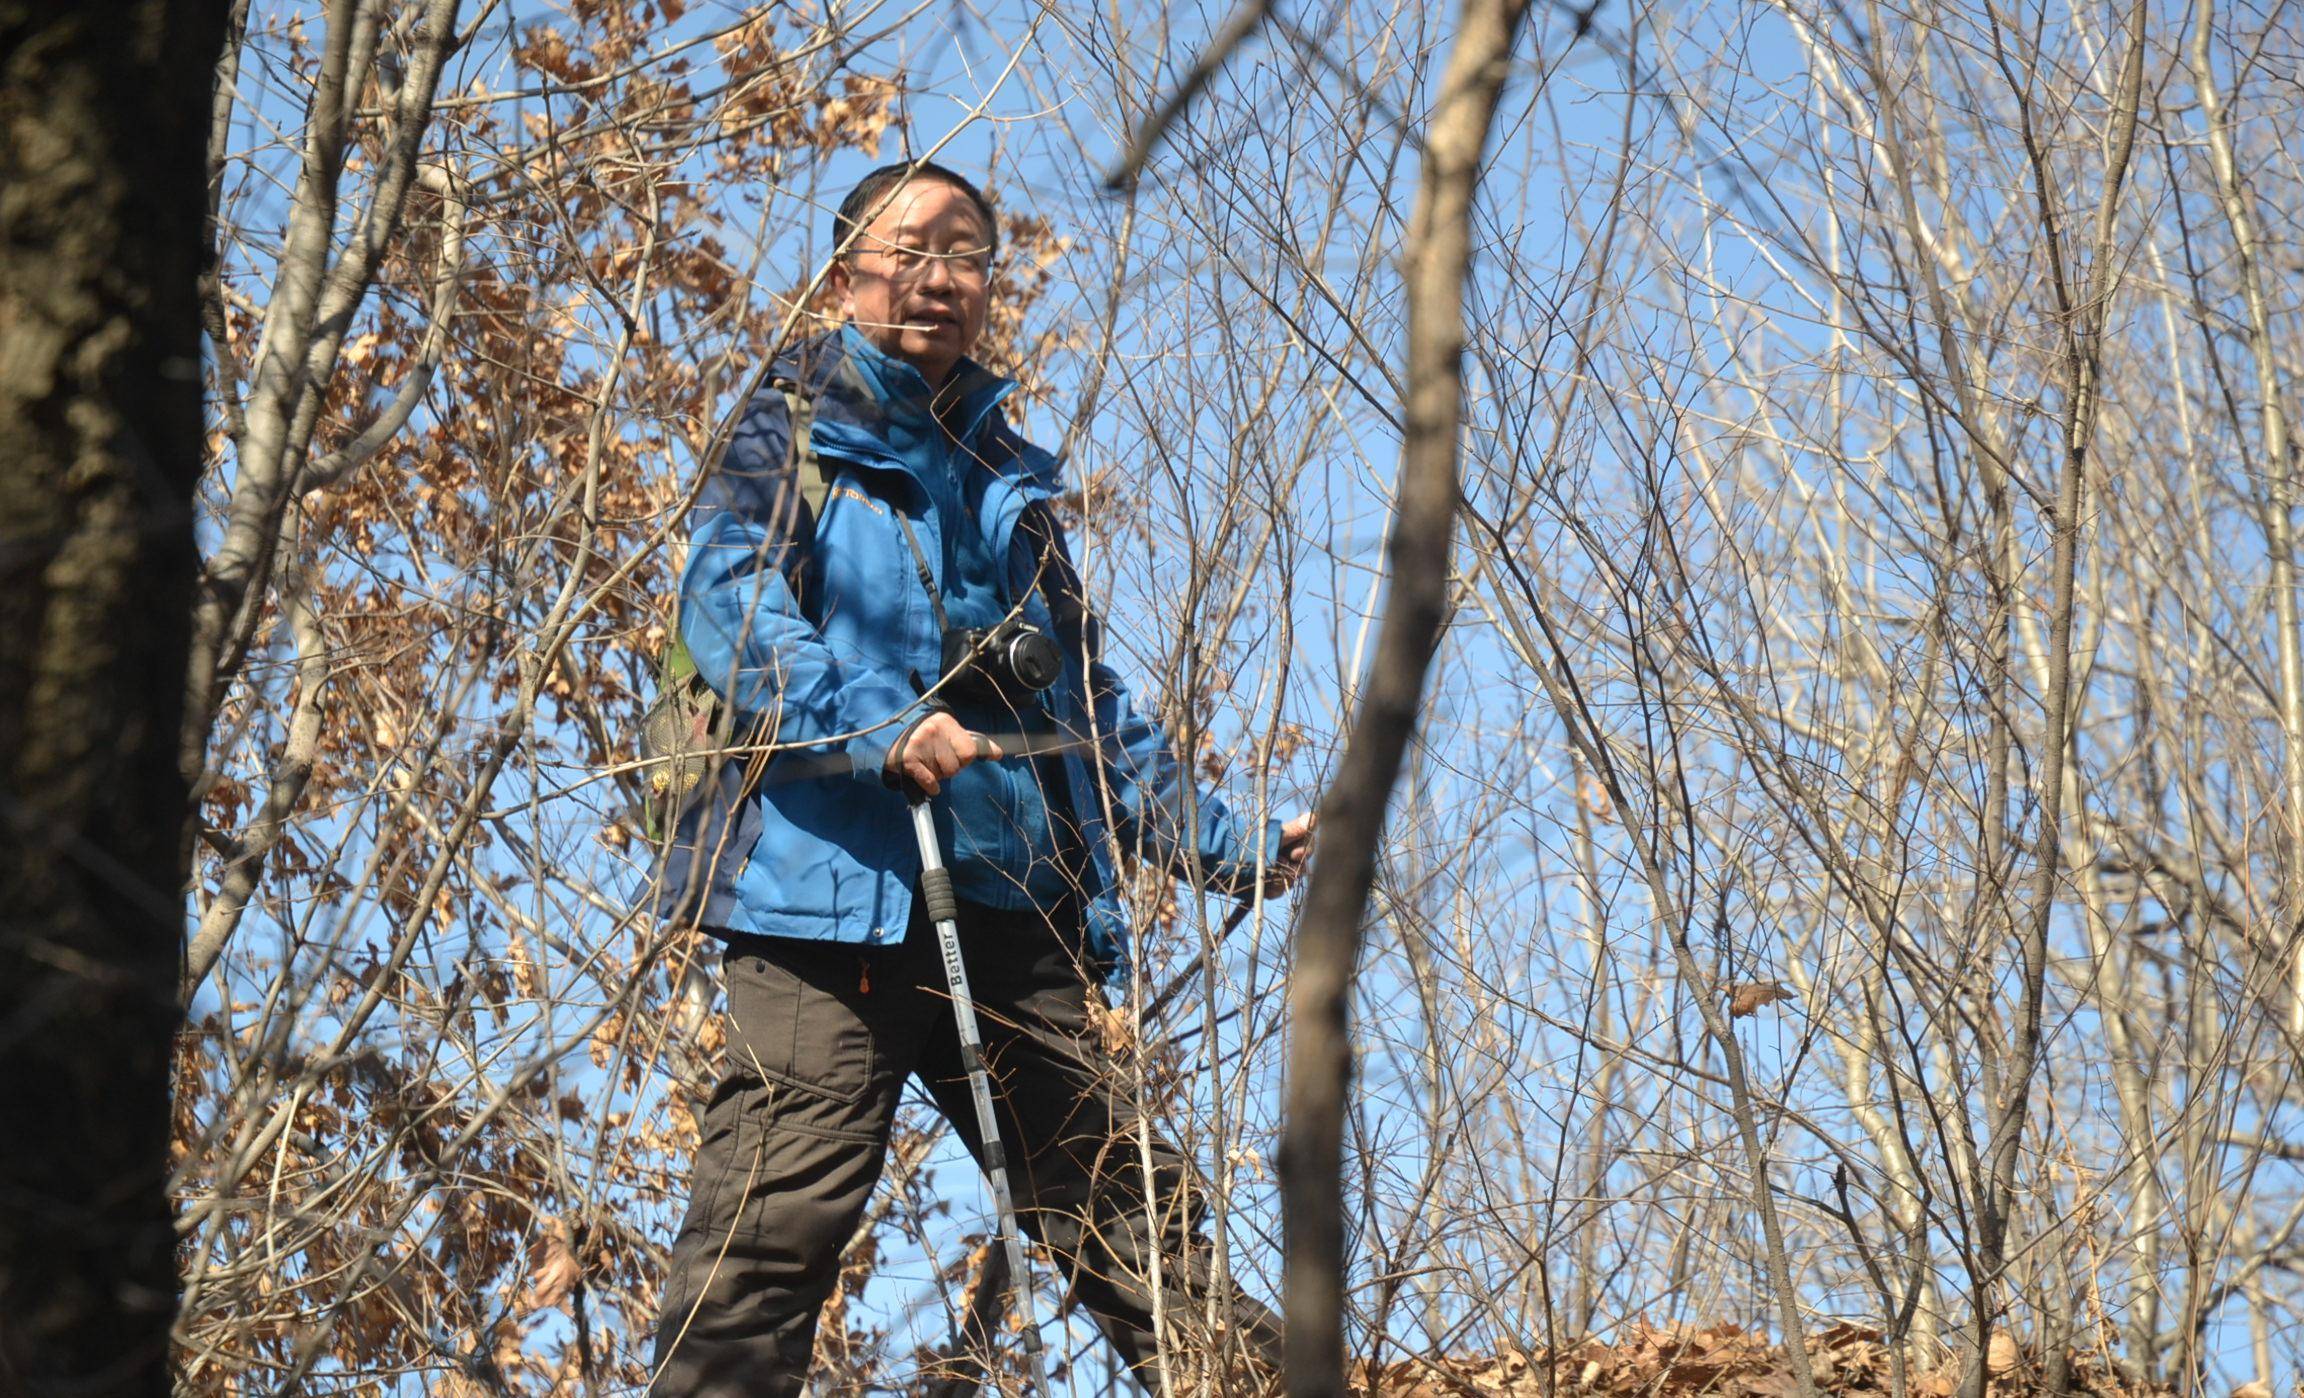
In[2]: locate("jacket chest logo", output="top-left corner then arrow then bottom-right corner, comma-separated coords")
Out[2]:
822,482 -> 889,518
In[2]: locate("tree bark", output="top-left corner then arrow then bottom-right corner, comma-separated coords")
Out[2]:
1966,9 -> 2145,1392
1278,0 -> 1531,1390
0,0 -> 229,1389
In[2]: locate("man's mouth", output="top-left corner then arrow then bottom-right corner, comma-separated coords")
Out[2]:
906,307 -> 960,332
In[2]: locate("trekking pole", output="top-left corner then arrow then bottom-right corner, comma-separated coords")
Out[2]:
908,801 -> 1054,1395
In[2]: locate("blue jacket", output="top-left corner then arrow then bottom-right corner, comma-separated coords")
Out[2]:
655,329 -> 1278,972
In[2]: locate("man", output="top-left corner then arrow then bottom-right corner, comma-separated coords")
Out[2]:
650,160 -> 1312,1394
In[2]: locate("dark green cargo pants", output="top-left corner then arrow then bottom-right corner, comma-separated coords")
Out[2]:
649,897 -> 1282,1395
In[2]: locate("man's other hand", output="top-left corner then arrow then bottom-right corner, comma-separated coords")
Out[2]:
888,711 -> 1002,797
1264,811 -> 1317,896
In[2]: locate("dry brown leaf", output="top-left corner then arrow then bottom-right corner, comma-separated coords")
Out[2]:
506,930 -> 541,1001
521,1217 -> 584,1315
2231,1382 -> 2273,1398
1736,1372 -> 1800,1398
1086,996 -> 1135,1057
1810,1323 -> 1884,1350
491,1316 -> 529,1377
1986,1332 -> 2022,1375
1579,771 -> 1616,823
1728,981 -> 1796,1018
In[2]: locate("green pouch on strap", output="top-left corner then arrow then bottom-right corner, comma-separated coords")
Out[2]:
638,637 -> 727,840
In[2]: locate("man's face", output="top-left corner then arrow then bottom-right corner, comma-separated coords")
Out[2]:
830,179 -> 993,387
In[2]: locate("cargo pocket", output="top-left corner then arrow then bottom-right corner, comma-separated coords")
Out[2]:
721,938 -> 877,1107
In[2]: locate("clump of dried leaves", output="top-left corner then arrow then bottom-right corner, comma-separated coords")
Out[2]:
1350,1323 -> 2186,1398
177,0 -> 1082,1388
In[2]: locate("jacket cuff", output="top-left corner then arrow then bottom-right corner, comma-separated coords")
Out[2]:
856,701 -> 947,787
1204,815 -> 1287,895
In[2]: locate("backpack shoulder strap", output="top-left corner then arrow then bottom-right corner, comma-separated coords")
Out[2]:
662,631 -> 701,686
772,378 -> 833,527
652,375 -> 829,714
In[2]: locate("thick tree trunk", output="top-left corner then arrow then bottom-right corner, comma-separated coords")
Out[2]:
0,0 -> 228,1390
1277,0 -> 1531,1390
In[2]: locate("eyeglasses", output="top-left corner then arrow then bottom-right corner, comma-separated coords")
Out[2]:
850,242 -> 994,283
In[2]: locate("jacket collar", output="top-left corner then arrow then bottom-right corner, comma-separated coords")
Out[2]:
771,330 -> 1060,498
837,326 -> 1009,429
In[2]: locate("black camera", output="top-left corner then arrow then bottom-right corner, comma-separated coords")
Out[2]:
941,617 -> 1064,705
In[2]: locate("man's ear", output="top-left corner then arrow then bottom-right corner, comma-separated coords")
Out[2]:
824,257 -> 854,319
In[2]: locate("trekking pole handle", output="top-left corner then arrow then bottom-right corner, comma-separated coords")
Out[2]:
909,802 -> 963,926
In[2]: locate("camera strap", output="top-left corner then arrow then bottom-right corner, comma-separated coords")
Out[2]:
893,484 -> 1065,638
892,511 -> 952,634
1018,505 -> 1100,665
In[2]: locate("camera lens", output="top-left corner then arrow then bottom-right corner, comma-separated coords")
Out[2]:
1004,629 -> 1063,692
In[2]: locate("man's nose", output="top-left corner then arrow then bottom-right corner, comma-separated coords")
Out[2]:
916,253 -> 956,291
